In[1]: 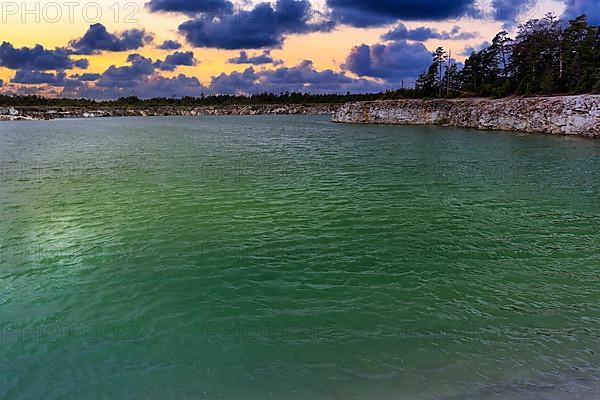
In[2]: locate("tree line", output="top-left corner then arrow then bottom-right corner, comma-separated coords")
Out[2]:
0,90 -> 421,108
417,14 -> 600,97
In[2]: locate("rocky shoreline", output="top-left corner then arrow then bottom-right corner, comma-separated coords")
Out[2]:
3,96 -> 600,137
0,103 -> 338,121
332,95 -> 600,137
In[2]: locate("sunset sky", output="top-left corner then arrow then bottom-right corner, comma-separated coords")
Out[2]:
0,0 -> 594,98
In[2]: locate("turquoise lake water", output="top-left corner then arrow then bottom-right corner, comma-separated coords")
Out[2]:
1,115 -> 600,399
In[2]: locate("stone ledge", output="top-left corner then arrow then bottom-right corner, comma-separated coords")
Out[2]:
332,95 -> 600,137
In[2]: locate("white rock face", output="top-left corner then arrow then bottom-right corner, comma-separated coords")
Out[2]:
332,95 -> 600,137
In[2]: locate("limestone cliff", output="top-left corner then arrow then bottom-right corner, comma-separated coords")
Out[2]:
332,95 -> 600,137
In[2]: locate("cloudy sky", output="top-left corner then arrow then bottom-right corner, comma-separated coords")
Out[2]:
0,0 -> 594,98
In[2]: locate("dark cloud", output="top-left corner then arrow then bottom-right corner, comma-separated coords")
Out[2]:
69,23 -> 154,55
0,42 -> 87,70
147,0 -> 233,15
460,41 -> 490,56
96,54 -> 156,87
327,0 -> 540,27
489,0 -> 538,28
158,39 -> 182,50
154,51 -> 197,71
73,59 -> 89,69
10,70 -> 71,85
1,86 -> 45,96
179,0 -> 333,49
563,0 -> 600,24
13,70 -> 104,88
38,73 -> 204,100
327,0 -> 475,27
210,60 -> 388,94
11,70 -> 55,84
95,51 -> 196,88
210,67 -> 258,92
382,23 -> 479,42
342,40 -> 432,82
164,51 -> 196,66
135,74 -> 205,98
54,73 -> 205,100
70,73 -> 101,81
260,60 -> 353,84
227,50 -> 283,65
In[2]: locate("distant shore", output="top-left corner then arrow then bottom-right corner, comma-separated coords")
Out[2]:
3,95 -> 600,137
0,103 -> 338,121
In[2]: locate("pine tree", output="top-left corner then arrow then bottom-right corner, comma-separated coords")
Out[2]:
417,47 -> 448,97
433,47 -> 448,97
